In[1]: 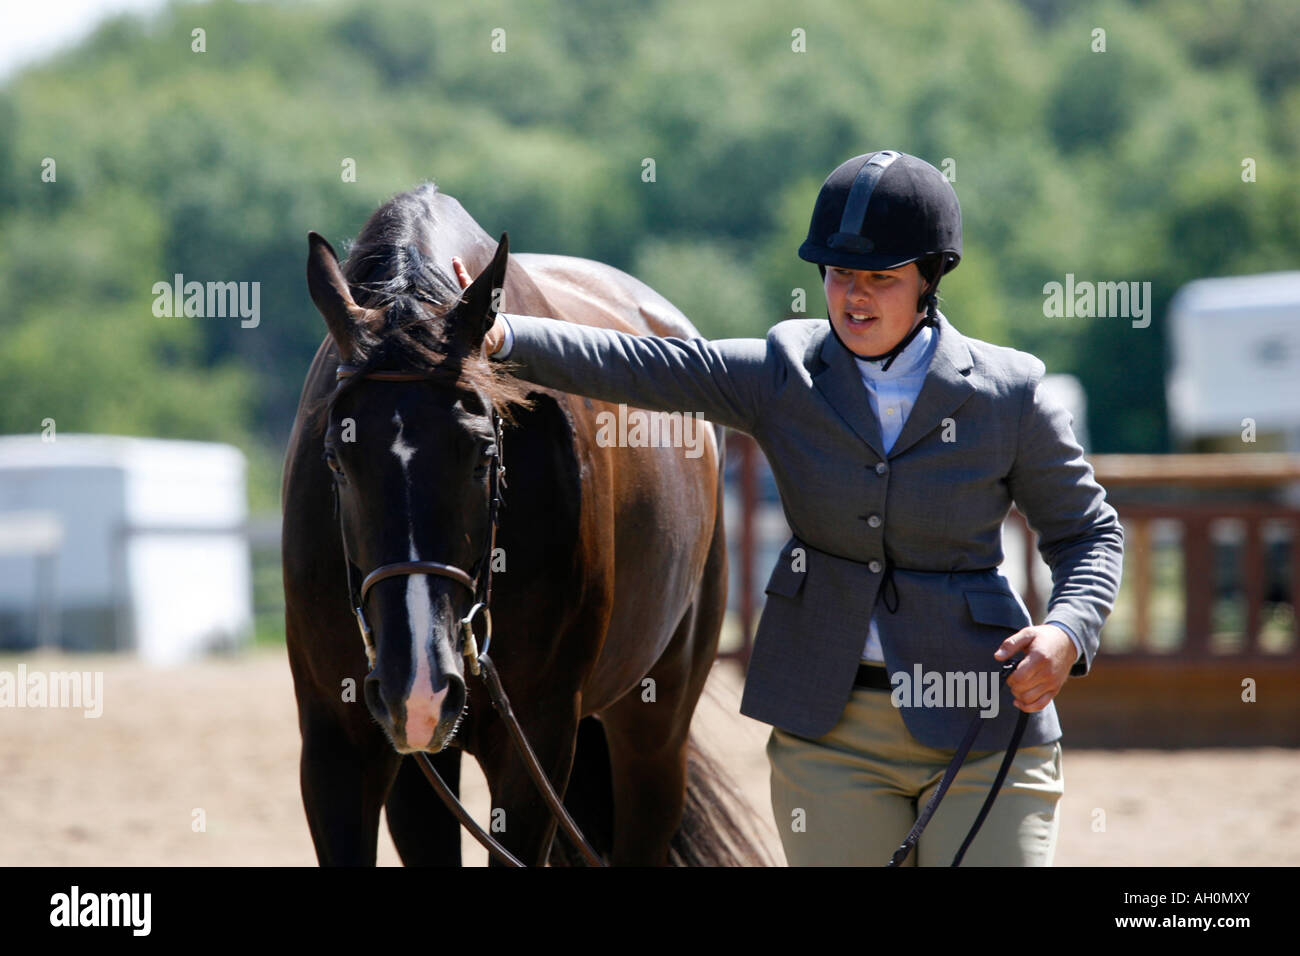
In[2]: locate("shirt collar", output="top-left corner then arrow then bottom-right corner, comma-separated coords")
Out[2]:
852,313 -> 940,379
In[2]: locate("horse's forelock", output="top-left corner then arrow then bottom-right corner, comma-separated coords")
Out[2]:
306,183 -> 536,430
344,184 -> 460,311
306,311 -> 536,435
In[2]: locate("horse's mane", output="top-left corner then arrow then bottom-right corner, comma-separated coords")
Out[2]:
309,182 -> 535,429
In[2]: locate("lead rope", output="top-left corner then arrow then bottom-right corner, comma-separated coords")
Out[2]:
887,657 -> 1029,866
465,409 -> 607,866
459,409 -> 605,866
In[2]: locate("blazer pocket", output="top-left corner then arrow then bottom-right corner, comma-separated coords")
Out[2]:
764,553 -> 807,599
964,589 -> 1030,630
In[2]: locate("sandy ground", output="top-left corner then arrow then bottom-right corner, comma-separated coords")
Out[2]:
0,648 -> 1296,866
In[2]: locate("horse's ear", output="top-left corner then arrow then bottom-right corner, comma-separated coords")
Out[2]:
454,232 -> 510,348
307,231 -> 360,362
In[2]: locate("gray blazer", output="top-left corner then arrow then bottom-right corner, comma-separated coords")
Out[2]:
493,310 -> 1124,749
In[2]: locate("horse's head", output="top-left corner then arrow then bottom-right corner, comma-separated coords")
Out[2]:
305,221 -> 530,753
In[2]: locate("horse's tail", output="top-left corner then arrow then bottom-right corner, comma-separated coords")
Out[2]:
667,728 -> 776,867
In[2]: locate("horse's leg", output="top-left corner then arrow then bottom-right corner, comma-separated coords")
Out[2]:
298,700 -> 402,866
384,750 -> 463,866
601,491 -> 727,866
599,611 -> 705,865
472,687 -> 583,867
548,714 -> 615,864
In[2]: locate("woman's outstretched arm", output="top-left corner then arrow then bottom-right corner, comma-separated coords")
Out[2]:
455,256 -> 774,435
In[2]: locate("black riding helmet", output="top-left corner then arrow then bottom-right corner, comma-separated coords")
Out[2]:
799,150 -> 962,369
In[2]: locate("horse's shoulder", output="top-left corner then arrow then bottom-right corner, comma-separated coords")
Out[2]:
510,253 -> 701,340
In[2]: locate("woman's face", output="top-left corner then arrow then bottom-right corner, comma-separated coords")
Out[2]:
824,262 -> 929,358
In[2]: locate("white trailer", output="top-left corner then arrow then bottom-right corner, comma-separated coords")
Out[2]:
1166,271 -> 1300,451
0,435 -> 252,665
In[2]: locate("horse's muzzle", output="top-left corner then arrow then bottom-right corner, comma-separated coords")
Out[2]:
365,668 -> 467,753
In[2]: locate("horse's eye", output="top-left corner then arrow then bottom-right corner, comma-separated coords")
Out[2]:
473,444 -> 496,477
323,446 -> 346,479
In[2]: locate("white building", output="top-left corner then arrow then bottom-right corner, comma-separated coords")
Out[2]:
1166,271 -> 1300,451
0,435 -> 252,665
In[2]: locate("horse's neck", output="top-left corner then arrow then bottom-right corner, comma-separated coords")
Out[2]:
429,195 -> 494,265
430,194 -> 555,317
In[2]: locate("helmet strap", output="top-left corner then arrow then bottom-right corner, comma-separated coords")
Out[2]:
858,313 -> 930,371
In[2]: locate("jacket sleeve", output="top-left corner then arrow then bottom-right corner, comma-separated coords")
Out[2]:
491,312 -> 772,434
1006,360 -> 1125,677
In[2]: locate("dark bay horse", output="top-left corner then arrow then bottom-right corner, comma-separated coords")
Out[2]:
283,183 -> 768,865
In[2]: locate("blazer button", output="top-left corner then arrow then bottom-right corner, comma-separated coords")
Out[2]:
868,559 -> 882,573
875,462 -> 888,475
867,514 -> 882,528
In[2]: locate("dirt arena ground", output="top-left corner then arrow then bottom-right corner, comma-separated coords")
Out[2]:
1,648 -> 1296,866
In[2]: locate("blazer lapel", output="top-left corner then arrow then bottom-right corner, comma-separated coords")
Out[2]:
888,311 -> 975,458
813,326 -> 886,459
812,312 -> 975,461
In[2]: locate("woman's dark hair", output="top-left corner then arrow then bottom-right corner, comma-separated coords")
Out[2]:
916,254 -> 944,290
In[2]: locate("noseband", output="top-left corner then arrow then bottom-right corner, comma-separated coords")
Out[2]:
332,363 -> 503,675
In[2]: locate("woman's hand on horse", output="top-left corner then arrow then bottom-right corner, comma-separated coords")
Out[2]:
451,256 -> 507,356
993,624 -> 1077,712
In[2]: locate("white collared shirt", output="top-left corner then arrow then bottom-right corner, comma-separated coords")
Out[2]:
853,320 -> 938,455
854,320 -> 938,662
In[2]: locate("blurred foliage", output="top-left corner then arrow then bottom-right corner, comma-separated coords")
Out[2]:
1,0 -> 1297,512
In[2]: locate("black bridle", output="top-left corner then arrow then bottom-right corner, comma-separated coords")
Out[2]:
332,364 -> 501,675
328,362 -> 606,867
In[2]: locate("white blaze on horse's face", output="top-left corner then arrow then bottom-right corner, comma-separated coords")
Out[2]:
390,410 -> 447,750
390,411 -> 416,466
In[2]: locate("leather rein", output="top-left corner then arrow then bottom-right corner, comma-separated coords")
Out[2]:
330,363 -> 606,867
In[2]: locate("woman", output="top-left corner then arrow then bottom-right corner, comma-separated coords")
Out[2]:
453,149 -> 1124,866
